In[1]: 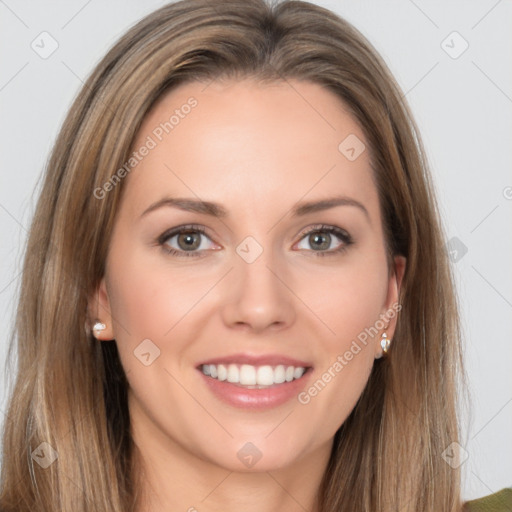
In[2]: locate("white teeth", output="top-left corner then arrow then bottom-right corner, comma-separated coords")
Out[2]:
257,365 -> 274,386
293,367 -> 305,379
200,363 -> 308,386
217,364 -> 227,381
239,364 -> 256,385
227,364 -> 239,383
274,365 -> 286,384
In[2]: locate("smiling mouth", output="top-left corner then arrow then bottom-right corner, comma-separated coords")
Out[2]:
199,363 -> 311,388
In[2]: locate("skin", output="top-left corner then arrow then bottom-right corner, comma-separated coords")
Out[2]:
89,78 -> 406,512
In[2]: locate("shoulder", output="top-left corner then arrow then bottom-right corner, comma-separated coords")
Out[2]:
463,488 -> 512,512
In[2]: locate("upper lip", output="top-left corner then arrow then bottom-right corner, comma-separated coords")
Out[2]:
197,353 -> 313,368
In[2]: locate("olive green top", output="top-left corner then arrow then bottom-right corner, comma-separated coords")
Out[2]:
464,488 -> 512,511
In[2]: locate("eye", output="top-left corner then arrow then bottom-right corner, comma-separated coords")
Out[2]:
157,225 -> 219,257
295,224 -> 353,256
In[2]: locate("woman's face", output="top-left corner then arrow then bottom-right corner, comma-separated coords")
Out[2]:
92,78 -> 405,473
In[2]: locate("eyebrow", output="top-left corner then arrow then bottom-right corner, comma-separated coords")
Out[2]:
139,195 -> 370,222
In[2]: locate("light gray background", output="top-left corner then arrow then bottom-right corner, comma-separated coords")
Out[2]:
1,0 -> 511,501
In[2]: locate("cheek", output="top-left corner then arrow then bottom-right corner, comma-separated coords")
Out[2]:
301,257 -> 389,347
296,263 -> 384,434
105,247 -> 214,356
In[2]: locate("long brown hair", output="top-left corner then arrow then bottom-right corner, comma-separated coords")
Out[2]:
0,1 -> 464,510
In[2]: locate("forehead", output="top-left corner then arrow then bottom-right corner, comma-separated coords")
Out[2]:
122,78 -> 379,222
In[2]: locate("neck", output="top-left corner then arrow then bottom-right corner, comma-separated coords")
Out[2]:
129,403 -> 331,512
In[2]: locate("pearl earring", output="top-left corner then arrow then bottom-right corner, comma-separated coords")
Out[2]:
375,332 -> 391,359
92,321 -> 106,338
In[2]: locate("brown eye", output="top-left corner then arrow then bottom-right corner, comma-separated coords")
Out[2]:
308,232 -> 331,251
158,225 -> 218,257
176,232 -> 202,251
295,225 -> 353,256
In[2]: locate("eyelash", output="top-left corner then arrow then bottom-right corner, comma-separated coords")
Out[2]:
157,223 -> 354,258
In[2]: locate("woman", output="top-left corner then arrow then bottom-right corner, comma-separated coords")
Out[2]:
0,0 -> 509,511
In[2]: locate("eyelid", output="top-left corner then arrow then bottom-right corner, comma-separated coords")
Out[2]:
157,224 -> 221,258
295,223 -> 351,241
293,223 -> 353,253
157,224 -> 213,245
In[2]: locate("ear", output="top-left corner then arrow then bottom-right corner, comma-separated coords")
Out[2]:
375,255 -> 406,357
86,277 -> 115,340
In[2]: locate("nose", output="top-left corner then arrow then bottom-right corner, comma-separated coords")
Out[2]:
220,247 -> 296,333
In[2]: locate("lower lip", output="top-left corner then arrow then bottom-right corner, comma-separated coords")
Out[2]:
198,368 -> 313,410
